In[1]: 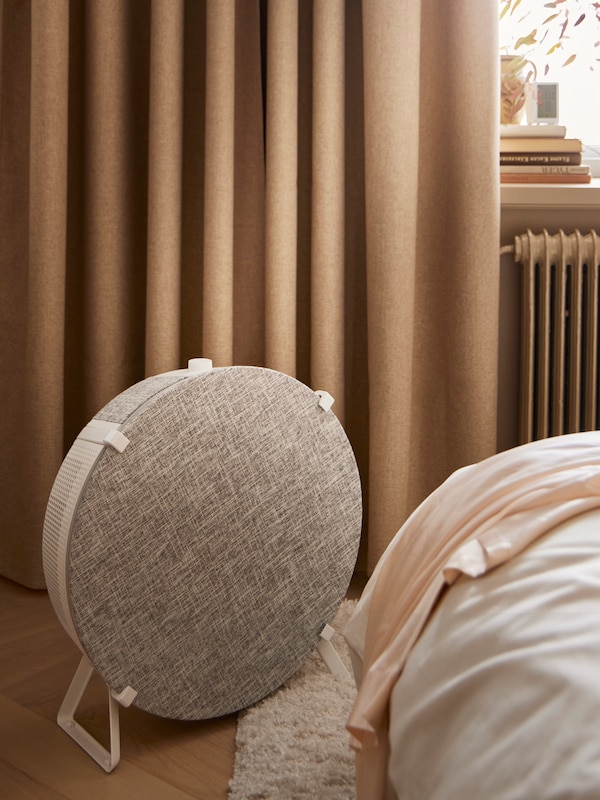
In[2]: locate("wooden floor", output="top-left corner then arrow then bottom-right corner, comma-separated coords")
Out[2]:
0,573 -> 366,799
0,575 -> 236,799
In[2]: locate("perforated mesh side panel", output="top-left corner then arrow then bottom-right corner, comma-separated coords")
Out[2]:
42,374 -> 185,646
42,439 -> 106,648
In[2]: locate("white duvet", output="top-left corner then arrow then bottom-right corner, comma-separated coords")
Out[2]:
345,432 -> 600,800
387,508 -> 600,799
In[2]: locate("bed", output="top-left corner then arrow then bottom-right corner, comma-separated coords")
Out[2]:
344,431 -> 600,800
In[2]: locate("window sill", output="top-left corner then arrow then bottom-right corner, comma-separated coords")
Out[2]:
501,178 -> 600,210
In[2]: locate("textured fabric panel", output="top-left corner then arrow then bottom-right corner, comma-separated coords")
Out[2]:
68,367 -> 361,719
94,375 -> 188,424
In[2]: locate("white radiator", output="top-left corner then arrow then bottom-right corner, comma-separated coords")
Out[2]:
503,229 -> 600,444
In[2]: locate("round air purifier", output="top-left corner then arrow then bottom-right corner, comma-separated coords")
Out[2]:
42,360 -> 362,725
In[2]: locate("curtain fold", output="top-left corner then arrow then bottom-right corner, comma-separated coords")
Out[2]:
83,0 -> 141,408
4,0 -> 71,590
145,0 -> 184,376
362,0 -> 422,570
310,0 -> 346,417
265,0 -> 298,377
362,0 -> 500,569
0,0 -> 499,588
203,0 -> 236,367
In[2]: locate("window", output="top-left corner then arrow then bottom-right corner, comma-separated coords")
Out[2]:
499,0 -> 600,167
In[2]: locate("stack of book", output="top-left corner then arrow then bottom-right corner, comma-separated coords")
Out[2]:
500,124 -> 591,184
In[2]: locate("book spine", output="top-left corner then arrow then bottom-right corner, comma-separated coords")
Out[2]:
499,153 -> 583,165
499,138 -> 581,153
500,173 -> 592,184
499,165 -> 589,174
499,124 -> 567,138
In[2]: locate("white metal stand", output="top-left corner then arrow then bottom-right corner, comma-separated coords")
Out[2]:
317,623 -> 351,680
57,655 -> 136,773
58,629 -> 348,773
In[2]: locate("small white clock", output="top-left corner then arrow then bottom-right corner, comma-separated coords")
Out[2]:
526,82 -> 559,124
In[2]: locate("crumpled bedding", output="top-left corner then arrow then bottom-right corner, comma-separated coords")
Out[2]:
344,432 -> 600,800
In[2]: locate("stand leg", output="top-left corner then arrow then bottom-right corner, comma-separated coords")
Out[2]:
317,624 -> 351,680
57,654 -> 121,772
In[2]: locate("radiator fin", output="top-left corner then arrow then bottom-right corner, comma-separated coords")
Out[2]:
513,229 -> 600,444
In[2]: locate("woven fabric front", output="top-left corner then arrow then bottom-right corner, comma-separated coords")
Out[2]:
67,367 -> 362,719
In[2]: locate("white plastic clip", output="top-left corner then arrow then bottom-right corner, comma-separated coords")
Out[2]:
103,429 -> 130,453
187,358 -> 213,373
320,623 -> 335,641
316,623 -> 351,679
111,685 -> 138,707
316,390 -> 335,412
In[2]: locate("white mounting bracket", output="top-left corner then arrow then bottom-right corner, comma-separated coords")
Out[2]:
317,624 -> 351,680
315,390 -> 335,412
57,654 -> 136,772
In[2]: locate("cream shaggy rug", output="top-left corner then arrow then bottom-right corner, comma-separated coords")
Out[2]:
228,600 -> 357,800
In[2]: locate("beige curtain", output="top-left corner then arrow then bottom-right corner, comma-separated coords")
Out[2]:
0,0 -> 499,589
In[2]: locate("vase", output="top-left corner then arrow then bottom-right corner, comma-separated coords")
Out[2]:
500,55 -> 534,125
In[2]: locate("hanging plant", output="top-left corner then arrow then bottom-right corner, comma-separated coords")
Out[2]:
500,0 -> 600,75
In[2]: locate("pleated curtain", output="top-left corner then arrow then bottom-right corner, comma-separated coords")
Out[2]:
0,0 -> 499,589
